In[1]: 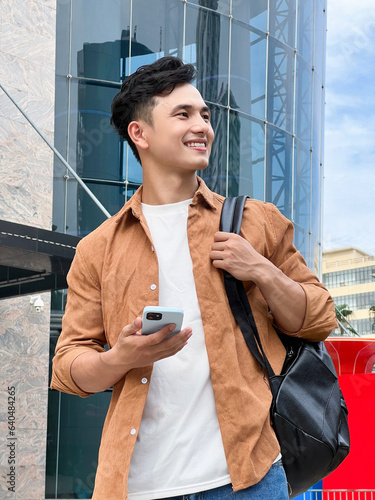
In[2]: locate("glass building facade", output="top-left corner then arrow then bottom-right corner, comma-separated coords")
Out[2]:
47,0 -> 327,497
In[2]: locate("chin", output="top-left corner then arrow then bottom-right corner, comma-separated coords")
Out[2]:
198,163 -> 209,171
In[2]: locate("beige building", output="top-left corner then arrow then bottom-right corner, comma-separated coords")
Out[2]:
322,247 -> 375,336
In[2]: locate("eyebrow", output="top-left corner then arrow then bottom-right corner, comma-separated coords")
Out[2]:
171,104 -> 211,115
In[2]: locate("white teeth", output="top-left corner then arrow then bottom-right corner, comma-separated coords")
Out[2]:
186,142 -> 205,147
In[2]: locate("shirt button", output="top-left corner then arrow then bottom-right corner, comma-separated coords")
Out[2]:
141,377 -> 148,384
150,284 -> 157,290
130,428 -> 137,436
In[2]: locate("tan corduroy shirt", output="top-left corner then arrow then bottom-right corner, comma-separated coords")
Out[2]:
51,178 -> 337,500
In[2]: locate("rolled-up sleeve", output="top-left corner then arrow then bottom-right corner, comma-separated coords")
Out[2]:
265,203 -> 338,341
51,241 -> 106,397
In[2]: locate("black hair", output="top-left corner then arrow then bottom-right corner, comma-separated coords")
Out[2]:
110,56 -> 196,164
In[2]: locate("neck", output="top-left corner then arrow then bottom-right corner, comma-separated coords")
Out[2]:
141,171 -> 199,205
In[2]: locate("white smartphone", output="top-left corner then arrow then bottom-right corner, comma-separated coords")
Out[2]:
142,306 -> 184,337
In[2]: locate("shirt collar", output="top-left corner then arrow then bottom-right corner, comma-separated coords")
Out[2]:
116,176 -> 217,223
192,176 -> 217,210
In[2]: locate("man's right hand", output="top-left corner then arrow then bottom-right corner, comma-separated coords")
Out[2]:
70,317 -> 192,393
104,316 -> 192,372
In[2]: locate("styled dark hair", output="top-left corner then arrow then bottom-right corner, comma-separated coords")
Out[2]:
110,56 -> 196,163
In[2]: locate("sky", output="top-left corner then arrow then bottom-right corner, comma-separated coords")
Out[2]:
323,0 -> 375,255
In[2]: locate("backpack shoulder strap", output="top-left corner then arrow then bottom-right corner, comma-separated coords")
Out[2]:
220,196 -> 275,377
220,196 -> 248,234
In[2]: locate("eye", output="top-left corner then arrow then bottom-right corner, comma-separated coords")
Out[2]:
202,114 -> 211,122
176,111 -> 188,118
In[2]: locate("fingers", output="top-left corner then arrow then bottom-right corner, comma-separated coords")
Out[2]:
136,326 -> 192,367
210,232 -> 259,281
143,323 -> 178,345
156,327 -> 193,359
210,232 -> 235,263
120,317 -> 142,337
213,231 -> 232,241
211,232 -> 239,251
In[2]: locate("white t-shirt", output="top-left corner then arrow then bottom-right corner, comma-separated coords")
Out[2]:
127,199 -> 230,499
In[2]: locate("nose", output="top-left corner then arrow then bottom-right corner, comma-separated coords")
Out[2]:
190,114 -> 212,136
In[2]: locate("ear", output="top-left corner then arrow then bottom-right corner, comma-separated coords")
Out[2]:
128,121 -> 149,151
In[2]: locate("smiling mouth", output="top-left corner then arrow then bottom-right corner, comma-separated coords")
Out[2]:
185,141 -> 207,149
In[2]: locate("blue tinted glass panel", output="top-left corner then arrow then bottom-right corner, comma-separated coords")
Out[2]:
199,105 -> 228,196
312,74 -> 323,158
269,0 -> 296,48
187,0 -> 230,16
125,185 -> 140,203
232,0 -> 268,32
295,56 -> 312,148
227,109 -> 241,197
45,389 -> 111,498
55,0 -> 71,76
65,181 -> 122,237
297,0 -> 314,65
311,153 -> 321,241
293,223 -> 310,265
267,37 -> 295,133
231,21 -> 266,119
67,80 -> 121,181
53,77 -> 69,234
293,140 -> 311,232
314,0 -> 325,79
70,0 -> 131,81
185,5 -> 230,105
232,114 -> 265,200
129,0 -> 183,74
51,289 -> 67,313
125,144 -> 143,184
52,157 -> 68,234
54,76 -> 69,160
265,125 -> 293,218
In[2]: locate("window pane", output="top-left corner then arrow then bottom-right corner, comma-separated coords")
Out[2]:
230,21 -> 266,119
129,0 -> 183,74
311,153 -> 321,241
66,79 -> 122,181
232,0 -> 268,32
185,5 -> 230,106
293,140 -> 311,232
187,0 -> 230,16
312,74 -> 323,158
267,37 -> 295,133
265,125 -> 293,218
65,181 -> 122,237
314,0 -> 325,79
55,0 -> 71,76
269,0 -> 296,48
54,76 -> 69,159
199,105 -> 228,196
52,156 -> 68,234
295,55 -> 312,149
293,223 -> 309,264
70,0 -> 131,81
297,0 -> 314,65
45,389 -> 111,498
125,143 -> 143,185
231,114 -> 265,199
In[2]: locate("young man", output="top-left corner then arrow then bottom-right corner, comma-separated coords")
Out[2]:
51,57 -> 337,500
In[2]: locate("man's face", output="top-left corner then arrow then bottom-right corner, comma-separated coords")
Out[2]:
140,83 -> 214,174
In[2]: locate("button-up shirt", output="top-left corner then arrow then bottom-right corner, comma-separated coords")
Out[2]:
51,178 -> 338,500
